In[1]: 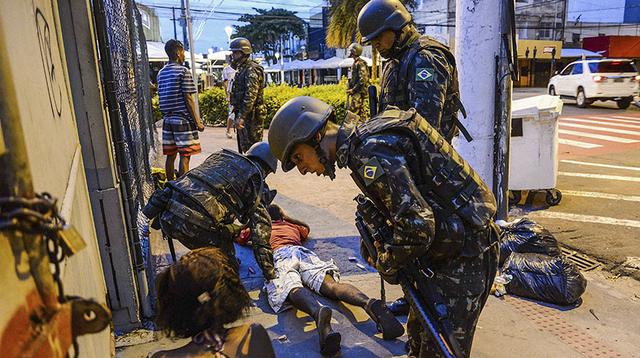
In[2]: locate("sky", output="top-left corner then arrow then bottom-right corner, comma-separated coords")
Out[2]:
138,0 -> 325,53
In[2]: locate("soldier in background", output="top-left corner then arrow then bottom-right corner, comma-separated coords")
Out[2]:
139,142 -> 278,281
346,43 -> 369,121
357,0 -> 471,144
229,37 -> 265,153
268,97 -> 499,357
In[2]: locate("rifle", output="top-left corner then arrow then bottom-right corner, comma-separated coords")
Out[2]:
354,194 -> 463,358
368,85 -> 378,117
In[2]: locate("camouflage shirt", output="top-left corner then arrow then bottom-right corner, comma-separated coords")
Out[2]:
379,35 -> 461,142
230,58 -> 265,127
348,57 -> 369,95
336,109 -> 496,267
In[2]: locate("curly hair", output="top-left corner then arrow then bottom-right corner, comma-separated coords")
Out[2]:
267,204 -> 284,221
155,247 -> 252,338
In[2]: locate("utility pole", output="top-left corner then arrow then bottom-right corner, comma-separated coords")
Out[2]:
180,0 -> 188,50
185,0 -> 199,115
455,0 -> 516,220
172,7 -> 178,40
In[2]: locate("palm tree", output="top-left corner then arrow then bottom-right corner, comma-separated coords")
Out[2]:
326,0 -> 416,81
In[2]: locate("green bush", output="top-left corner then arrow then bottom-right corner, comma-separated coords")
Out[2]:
199,86 -> 229,126
151,79 -> 370,128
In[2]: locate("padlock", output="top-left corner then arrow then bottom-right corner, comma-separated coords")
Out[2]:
57,224 -> 87,256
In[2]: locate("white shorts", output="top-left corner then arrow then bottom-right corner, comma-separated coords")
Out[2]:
265,246 -> 340,313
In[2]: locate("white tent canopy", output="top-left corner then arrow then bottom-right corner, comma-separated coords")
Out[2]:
146,41 -> 204,62
561,48 -> 603,58
280,56 -> 374,71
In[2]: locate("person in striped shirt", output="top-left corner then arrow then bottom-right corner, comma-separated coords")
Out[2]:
157,39 -> 205,180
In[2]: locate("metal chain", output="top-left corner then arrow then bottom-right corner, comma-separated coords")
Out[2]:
0,193 -> 80,357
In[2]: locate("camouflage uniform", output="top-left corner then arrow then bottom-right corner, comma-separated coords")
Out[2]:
231,58 -> 265,153
336,108 -> 498,357
142,149 -> 276,279
379,35 -> 465,143
347,57 -> 369,121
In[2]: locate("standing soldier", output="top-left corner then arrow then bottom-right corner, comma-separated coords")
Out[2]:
229,37 -> 265,153
346,43 -> 369,121
357,0 -> 471,144
139,142 -> 278,280
268,97 -> 499,357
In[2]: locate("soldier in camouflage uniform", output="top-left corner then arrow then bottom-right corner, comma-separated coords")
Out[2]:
346,43 -> 369,121
140,142 -> 278,280
268,97 -> 499,357
358,0 -> 471,144
229,38 -> 266,153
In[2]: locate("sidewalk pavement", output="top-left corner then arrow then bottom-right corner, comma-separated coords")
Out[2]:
118,127 -> 640,357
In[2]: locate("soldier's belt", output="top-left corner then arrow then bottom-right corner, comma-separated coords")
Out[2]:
167,199 -> 216,231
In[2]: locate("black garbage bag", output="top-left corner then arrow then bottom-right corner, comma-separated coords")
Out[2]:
503,253 -> 587,306
499,218 -> 561,265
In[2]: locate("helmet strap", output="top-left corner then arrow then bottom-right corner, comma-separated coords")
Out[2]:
311,125 -> 336,180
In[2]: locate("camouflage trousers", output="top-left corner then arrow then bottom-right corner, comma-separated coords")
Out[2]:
159,209 -> 237,255
406,233 -> 499,358
237,117 -> 264,153
347,92 -> 367,121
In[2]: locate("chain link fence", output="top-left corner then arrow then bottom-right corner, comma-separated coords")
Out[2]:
93,0 -> 156,317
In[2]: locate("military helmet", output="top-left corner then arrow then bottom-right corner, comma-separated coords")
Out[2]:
268,96 -> 333,172
246,141 -> 278,174
348,43 -> 363,57
358,0 -> 412,44
229,37 -> 252,55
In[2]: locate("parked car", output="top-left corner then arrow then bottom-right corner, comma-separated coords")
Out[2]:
547,59 -> 639,109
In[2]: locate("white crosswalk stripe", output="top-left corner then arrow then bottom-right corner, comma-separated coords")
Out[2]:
560,122 -> 640,136
557,115 -> 640,149
560,159 -> 640,172
558,138 -> 601,148
561,117 -> 640,130
611,115 -> 640,122
558,129 -> 639,143
559,171 -> 640,182
589,116 -> 640,125
529,211 -> 640,229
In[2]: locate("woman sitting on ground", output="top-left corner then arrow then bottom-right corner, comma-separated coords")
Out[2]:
150,247 -> 275,358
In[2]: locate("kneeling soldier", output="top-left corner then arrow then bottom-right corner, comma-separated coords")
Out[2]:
141,141 -> 278,280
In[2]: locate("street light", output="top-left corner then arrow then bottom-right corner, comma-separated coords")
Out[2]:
207,48 -> 214,77
274,52 -> 281,84
224,25 -> 233,45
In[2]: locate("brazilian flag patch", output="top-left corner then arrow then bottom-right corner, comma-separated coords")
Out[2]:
358,157 -> 384,186
415,67 -> 434,82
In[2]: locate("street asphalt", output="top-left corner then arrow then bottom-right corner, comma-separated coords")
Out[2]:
117,89 -> 640,357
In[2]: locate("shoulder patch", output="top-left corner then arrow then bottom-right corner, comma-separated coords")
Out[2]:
358,157 -> 385,186
415,67 -> 434,82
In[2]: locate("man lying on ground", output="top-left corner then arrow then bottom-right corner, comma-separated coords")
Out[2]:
264,204 -> 404,356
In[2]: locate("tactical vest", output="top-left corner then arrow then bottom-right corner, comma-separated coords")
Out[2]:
384,36 -> 471,142
167,149 -> 264,225
350,108 -> 496,229
230,60 -> 265,111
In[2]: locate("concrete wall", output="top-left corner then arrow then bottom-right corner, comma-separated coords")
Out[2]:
0,0 -> 111,355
